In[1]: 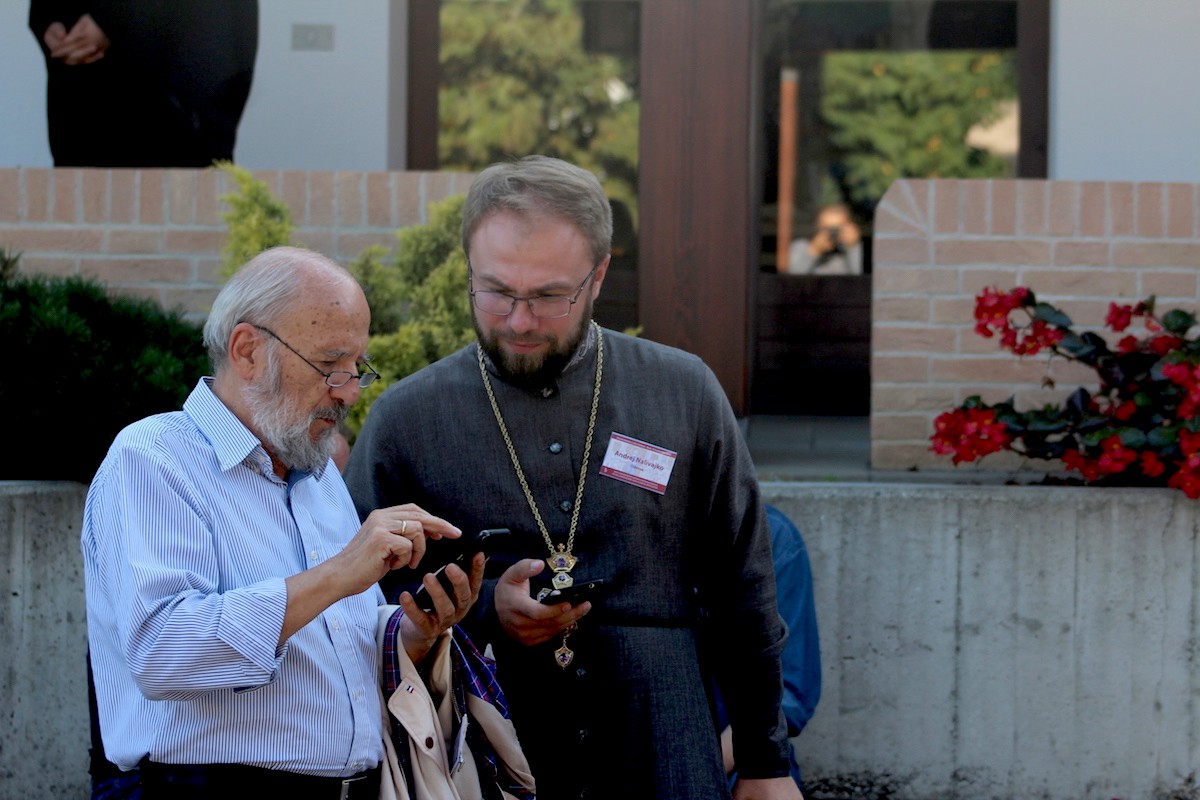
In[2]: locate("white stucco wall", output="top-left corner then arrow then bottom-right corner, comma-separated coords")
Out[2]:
1048,0 -> 1200,181
3,2 -> 1200,185
0,0 -> 393,171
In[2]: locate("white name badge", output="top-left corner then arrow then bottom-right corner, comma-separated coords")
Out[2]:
600,432 -> 678,494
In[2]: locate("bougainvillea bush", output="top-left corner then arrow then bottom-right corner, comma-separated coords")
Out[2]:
930,286 -> 1200,497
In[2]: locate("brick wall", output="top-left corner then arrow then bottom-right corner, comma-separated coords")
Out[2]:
0,166 -> 475,324
872,179 -> 1200,471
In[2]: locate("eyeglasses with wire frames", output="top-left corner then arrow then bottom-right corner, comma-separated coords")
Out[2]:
468,262 -> 600,319
249,324 -> 380,389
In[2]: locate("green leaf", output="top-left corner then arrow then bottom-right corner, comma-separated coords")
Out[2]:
1161,308 -> 1197,335
1031,303 -> 1072,328
1148,426 -> 1179,448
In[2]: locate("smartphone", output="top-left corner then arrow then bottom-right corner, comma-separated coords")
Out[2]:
411,528 -> 511,611
538,578 -> 607,605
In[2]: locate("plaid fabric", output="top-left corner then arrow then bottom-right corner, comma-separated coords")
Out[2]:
381,612 -> 533,800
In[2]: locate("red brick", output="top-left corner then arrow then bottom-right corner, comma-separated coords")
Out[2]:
871,355 -> 930,382
873,266 -> 958,293
929,355 -> 1058,384
393,173 -> 424,227
140,171 -> 165,224
871,236 -> 932,265
53,168 -> 79,223
108,229 -> 164,254
293,230 -> 336,258
1108,183 -> 1135,236
1136,183 -> 1165,238
931,296 -> 975,324
281,171 -> 309,225
1140,270 -> 1198,300
1166,183 -> 1195,238
933,179 -> 959,234
959,268 -> 1022,295
870,413 -> 932,440
250,169 -> 283,196
367,172 -> 393,227
870,384 -> 960,410
877,179 -> 928,231
1078,181 -> 1107,237
165,230 -> 226,253
0,170 -> 18,222
337,232 -> 397,256
18,256 -> 77,276
874,296 -> 931,323
161,286 -> 222,316
1018,180 -> 1047,235
337,172 -> 365,227
82,169 -> 108,224
962,181 -> 988,235
1048,181 -> 1076,236
4,228 -> 105,252
935,239 -> 1050,266
309,172 -> 335,226
80,257 -> 192,283
872,325 -> 958,353
1112,242 -> 1200,268
873,203 -> 926,237
110,170 -> 136,224
1053,241 -> 1111,267
991,180 -> 1017,236
24,168 -> 51,222
1020,269 -> 1136,298
194,169 -> 224,226
167,170 -> 198,225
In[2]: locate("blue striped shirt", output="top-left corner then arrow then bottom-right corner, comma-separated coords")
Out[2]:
82,378 -> 385,775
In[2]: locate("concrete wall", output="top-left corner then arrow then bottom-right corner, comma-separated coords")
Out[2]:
6,479 -> 1199,799
870,178 -> 1200,472
1,482 -> 90,798
762,482 -> 1200,800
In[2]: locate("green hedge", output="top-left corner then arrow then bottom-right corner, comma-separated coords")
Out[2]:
0,263 -> 209,484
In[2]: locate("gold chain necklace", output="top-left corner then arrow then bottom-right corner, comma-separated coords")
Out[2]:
477,322 -> 604,668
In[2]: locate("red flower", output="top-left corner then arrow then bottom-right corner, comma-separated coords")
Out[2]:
1106,303 -> 1135,332
1149,335 -> 1183,356
1112,401 -> 1137,421
930,407 -> 1012,465
1140,451 -> 1166,478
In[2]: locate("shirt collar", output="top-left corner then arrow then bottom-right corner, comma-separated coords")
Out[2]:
183,377 -> 327,482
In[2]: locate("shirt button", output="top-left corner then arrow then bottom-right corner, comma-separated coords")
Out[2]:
309,550 -> 319,561
549,442 -> 563,454
575,667 -> 587,678
330,619 -> 341,631
541,387 -> 555,398
578,728 -> 589,741
559,499 -> 573,512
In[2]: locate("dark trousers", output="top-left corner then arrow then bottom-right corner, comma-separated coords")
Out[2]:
139,760 -> 381,800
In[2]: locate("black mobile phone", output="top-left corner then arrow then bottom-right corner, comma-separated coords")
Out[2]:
538,578 -> 607,605
411,528 -> 511,611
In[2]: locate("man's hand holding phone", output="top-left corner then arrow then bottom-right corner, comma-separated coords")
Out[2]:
494,558 -> 598,647
410,528 -> 511,612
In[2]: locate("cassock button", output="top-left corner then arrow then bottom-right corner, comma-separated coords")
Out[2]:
559,499 -> 573,512
549,442 -> 563,454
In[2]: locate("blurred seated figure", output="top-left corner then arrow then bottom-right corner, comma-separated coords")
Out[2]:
788,203 -> 863,275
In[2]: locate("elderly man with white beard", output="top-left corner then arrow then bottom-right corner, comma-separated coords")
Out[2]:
81,246 -> 480,799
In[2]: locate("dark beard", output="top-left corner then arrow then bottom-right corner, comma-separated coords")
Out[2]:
473,298 -> 593,388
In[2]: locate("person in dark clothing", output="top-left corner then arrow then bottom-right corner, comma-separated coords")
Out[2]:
29,1 -> 258,167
